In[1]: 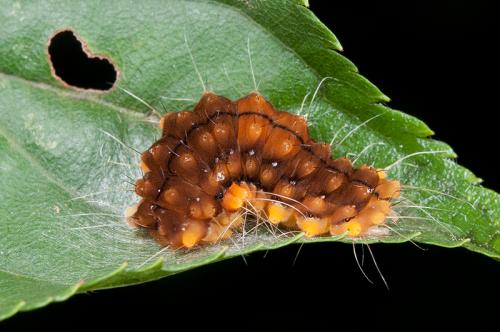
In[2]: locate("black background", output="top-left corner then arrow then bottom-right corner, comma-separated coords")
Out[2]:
3,1 -> 499,330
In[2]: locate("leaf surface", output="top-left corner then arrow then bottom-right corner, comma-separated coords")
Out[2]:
0,0 -> 498,320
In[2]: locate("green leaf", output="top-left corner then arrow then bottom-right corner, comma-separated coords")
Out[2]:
1,0 -> 498,320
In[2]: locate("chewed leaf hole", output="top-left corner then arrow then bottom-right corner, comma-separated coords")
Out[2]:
48,30 -> 117,91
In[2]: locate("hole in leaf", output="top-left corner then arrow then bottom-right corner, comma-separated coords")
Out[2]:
48,30 -> 117,91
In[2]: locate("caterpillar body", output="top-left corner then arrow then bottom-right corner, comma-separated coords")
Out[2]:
126,92 -> 401,248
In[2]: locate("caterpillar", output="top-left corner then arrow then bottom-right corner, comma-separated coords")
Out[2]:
125,91 -> 401,249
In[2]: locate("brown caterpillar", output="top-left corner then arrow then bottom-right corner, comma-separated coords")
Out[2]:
126,92 -> 401,248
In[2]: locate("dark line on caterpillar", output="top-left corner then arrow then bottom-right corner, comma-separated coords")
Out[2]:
163,110 -> 350,180
351,179 -> 373,189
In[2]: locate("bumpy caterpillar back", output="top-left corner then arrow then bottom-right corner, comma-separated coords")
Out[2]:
127,92 -> 401,248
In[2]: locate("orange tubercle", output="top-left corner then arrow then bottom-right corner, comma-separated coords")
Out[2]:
222,182 -> 251,212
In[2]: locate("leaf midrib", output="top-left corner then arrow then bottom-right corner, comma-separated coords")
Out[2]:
0,72 -> 157,119
0,269 -> 69,287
